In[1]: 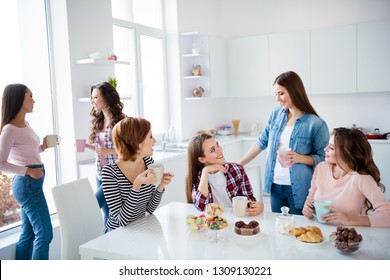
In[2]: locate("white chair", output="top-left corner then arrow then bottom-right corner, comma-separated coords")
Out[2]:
244,165 -> 263,202
51,178 -> 105,260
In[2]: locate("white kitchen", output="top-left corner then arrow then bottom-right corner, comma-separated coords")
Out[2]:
1,0 -> 390,267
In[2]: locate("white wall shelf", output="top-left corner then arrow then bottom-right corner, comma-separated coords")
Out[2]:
76,58 -> 130,65
77,96 -> 132,102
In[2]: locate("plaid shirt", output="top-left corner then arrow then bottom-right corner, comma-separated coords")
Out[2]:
192,162 -> 256,211
95,125 -> 118,180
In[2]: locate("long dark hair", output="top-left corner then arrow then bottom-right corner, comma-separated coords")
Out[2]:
1,84 -> 27,133
89,82 -> 125,143
185,134 -> 213,203
273,71 -> 318,116
333,127 -> 385,213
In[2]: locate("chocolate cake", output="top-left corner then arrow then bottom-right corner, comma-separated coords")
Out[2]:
234,220 -> 260,236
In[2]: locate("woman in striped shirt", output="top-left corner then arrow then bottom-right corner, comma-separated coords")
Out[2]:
102,117 -> 174,231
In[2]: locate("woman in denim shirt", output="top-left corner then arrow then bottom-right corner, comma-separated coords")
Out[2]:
239,71 -> 329,214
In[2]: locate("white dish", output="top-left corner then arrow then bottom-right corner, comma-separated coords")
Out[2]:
296,237 -> 325,245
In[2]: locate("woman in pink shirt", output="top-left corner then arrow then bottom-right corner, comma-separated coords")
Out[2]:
303,127 -> 390,227
0,84 -> 53,259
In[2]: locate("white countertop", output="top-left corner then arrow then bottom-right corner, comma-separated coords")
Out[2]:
79,201 -> 390,260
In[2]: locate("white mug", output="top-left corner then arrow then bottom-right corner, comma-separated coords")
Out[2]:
46,134 -> 61,148
233,196 -> 248,217
148,164 -> 164,185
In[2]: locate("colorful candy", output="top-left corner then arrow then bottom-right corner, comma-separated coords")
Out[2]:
187,214 -> 206,231
205,216 -> 228,231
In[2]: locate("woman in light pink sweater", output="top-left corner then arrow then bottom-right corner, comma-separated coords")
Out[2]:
303,127 -> 390,227
0,84 -> 53,259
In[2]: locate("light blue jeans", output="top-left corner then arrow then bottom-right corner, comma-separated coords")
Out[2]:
12,165 -> 53,260
270,183 -> 303,215
96,178 -> 109,227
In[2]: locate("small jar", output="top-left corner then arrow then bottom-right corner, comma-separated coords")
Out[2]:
275,206 -> 294,234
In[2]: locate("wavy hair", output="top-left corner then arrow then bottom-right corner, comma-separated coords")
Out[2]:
1,84 -> 27,132
185,134 -> 213,203
273,71 -> 318,116
333,127 -> 385,213
89,82 -> 125,143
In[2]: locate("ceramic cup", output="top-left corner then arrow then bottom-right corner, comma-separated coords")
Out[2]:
277,148 -> 292,168
148,164 -> 164,185
233,196 -> 248,217
76,139 -> 86,152
46,134 -> 61,148
313,200 -> 332,223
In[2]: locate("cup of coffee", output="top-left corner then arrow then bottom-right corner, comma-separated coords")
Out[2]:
76,139 -> 86,152
148,164 -> 164,185
46,134 -> 61,148
233,196 -> 248,217
313,200 -> 332,223
277,148 -> 292,168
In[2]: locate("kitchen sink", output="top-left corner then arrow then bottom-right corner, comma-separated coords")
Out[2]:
154,143 -> 188,153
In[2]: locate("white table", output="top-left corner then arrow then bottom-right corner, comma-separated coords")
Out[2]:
79,202 -> 390,260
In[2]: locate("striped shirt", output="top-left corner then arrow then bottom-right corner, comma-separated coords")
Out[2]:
102,156 -> 164,231
191,162 -> 256,211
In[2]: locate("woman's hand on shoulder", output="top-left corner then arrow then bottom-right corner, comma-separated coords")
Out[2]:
302,197 -> 315,219
157,172 -> 174,192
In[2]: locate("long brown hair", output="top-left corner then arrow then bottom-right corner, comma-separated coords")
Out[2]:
185,134 -> 212,203
1,84 -> 27,133
333,127 -> 385,213
89,82 -> 125,143
112,117 -> 151,162
273,71 -> 318,116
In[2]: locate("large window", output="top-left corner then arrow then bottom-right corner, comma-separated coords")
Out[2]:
0,0 -> 58,232
112,0 -> 167,135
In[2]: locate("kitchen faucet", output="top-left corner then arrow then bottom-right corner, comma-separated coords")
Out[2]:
161,131 -> 168,151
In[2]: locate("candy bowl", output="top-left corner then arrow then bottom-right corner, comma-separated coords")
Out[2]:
186,214 -> 206,232
205,216 -> 228,243
329,226 -> 363,255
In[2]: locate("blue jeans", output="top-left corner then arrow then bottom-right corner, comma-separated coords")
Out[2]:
96,178 -> 109,226
270,183 -> 303,215
12,165 -> 53,260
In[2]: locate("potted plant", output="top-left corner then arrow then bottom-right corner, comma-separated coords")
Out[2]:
108,77 -> 118,88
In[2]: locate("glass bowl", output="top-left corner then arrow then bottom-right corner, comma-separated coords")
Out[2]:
329,233 -> 363,255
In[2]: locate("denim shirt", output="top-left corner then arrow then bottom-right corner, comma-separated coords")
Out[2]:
256,106 -> 329,209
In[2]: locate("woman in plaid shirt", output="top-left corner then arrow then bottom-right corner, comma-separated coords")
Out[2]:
185,134 -> 264,215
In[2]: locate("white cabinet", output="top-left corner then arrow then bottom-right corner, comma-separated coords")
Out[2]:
358,20 -> 390,93
269,31 -> 311,94
180,33 -> 226,99
228,35 -> 269,97
158,155 -> 188,206
220,140 -> 242,162
311,25 -> 357,94
209,36 -> 227,98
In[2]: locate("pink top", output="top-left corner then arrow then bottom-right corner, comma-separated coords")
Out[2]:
308,161 -> 390,227
0,124 -> 43,175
